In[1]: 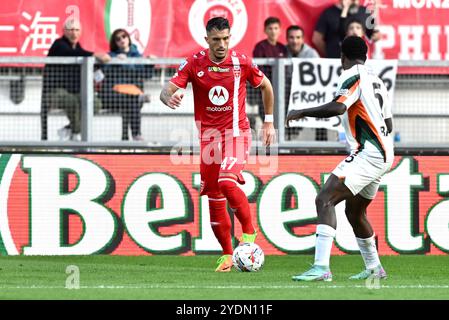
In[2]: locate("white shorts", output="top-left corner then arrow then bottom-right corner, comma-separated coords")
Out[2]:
332,152 -> 393,200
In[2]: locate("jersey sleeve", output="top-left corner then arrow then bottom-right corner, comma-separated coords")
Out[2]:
333,71 -> 361,108
246,58 -> 265,88
169,58 -> 192,89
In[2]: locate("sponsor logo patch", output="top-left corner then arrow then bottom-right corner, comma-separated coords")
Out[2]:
208,86 -> 229,106
336,88 -> 350,96
208,66 -> 230,73
206,106 -> 232,112
178,60 -> 188,71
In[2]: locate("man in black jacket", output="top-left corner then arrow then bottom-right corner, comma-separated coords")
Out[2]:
41,18 -> 110,141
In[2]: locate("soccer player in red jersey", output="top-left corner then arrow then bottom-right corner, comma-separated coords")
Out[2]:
160,17 -> 275,272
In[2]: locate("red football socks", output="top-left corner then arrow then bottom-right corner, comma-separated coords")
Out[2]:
218,178 -> 255,235
208,198 -> 233,255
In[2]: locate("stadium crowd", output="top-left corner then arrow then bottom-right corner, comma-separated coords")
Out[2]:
42,0 -> 377,141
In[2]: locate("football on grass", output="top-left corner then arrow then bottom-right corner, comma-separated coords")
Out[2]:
232,242 -> 265,272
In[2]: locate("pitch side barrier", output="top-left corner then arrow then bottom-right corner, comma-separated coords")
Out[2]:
0,57 -> 448,148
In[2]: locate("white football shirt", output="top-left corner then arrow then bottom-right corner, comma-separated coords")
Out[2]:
334,64 -> 394,163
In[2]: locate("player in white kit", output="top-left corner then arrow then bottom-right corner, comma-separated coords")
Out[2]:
286,36 -> 394,281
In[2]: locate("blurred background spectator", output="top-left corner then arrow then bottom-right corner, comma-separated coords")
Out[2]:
312,0 -> 378,58
98,29 -> 152,141
341,17 -> 374,58
286,25 -> 319,59
253,17 -> 288,59
311,0 -> 379,141
285,25 -> 319,140
251,17 -> 287,128
41,18 -> 109,141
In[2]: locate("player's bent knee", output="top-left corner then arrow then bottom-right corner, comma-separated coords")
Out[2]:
345,207 -> 366,225
345,208 -> 357,224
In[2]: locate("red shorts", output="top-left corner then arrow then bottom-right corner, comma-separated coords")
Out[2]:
199,132 -> 251,197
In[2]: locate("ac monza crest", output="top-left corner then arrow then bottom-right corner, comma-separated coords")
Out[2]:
233,65 -> 241,78
188,0 -> 248,49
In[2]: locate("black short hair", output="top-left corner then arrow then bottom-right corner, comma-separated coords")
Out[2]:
286,25 -> 304,37
345,17 -> 366,34
206,17 -> 230,33
341,35 -> 368,61
264,17 -> 281,28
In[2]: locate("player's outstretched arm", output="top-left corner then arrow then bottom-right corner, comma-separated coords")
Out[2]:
285,101 -> 346,128
259,77 -> 276,146
160,82 -> 184,109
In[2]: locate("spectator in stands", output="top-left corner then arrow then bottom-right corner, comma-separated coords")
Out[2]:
312,0 -> 379,58
286,25 -> 319,58
284,25 -> 319,140
98,29 -> 152,141
251,17 -> 287,126
342,17 -> 373,58
41,18 -> 110,141
343,17 -> 365,37
311,0 -> 378,141
253,17 -> 288,59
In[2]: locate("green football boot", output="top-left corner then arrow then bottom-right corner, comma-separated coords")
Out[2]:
349,265 -> 387,280
292,265 -> 333,282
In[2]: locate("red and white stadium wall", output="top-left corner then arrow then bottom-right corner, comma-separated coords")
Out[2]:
0,153 -> 448,256
1,0 -> 448,62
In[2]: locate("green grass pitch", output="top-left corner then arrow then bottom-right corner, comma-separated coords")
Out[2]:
0,255 -> 448,300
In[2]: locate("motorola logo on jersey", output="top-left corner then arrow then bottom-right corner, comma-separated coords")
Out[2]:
208,86 -> 229,106
206,106 -> 232,112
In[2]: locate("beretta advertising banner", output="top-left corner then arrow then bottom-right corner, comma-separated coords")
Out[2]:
0,154 -> 448,256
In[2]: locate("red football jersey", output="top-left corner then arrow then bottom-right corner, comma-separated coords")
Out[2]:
169,49 -> 265,137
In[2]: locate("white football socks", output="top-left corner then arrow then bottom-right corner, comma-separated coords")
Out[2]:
314,224 -> 336,267
356,234 -> 381,270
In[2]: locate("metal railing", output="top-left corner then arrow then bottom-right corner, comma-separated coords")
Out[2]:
0,56 -> 448,153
